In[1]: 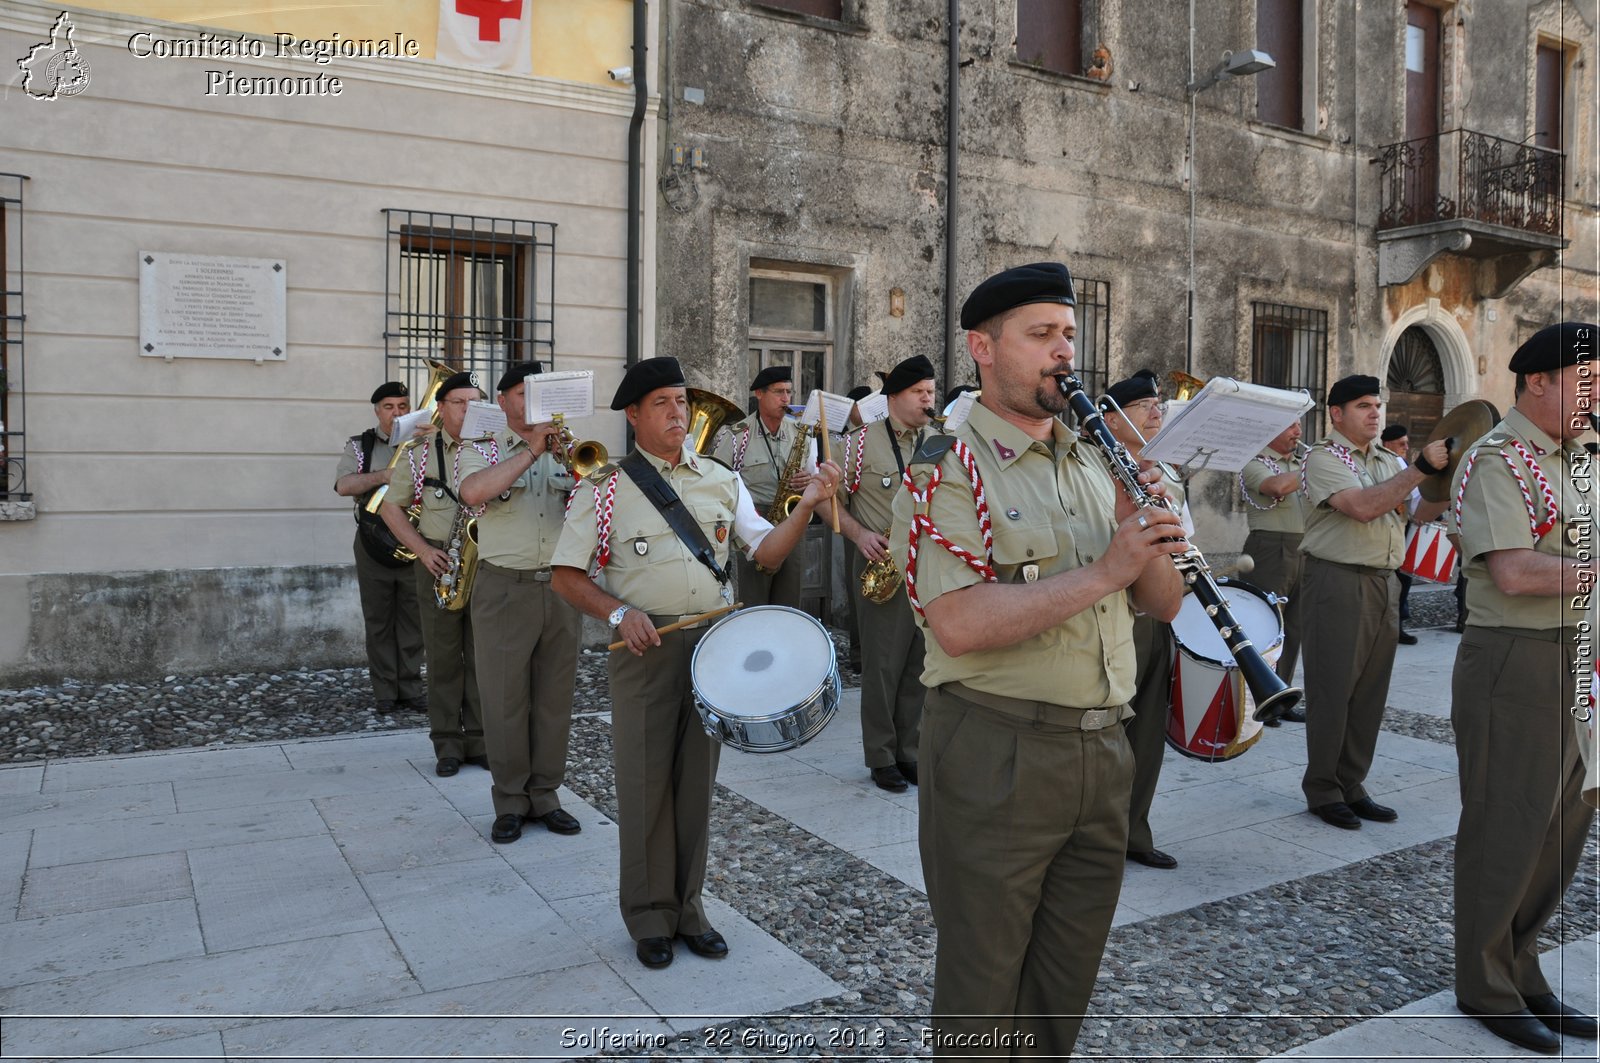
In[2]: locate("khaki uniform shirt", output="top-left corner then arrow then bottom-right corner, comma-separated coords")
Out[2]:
554,446 -> 764,617
1301,428 -> 1407,568
1240,446 -> 1308,534
844,416 -> 924,535
335,426 -> 399,513
890,402 -> 1135,708
386,430 -> 465,543
713,412 -> 814,511
1447,407 -> 1587,631
456,431 -> 575,570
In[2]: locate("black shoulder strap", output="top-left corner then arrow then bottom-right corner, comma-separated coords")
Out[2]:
617,452 -> 730,585
358,429 -> 378,474
421,437 -> 459,504
910,434 -> 956,466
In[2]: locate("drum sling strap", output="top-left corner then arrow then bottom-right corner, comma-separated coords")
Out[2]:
617,452 -> 731,586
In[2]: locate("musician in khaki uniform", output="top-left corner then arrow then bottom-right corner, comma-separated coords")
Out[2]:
458,362 -> 582,845
713,365 -> 815,608
1239,421 -> 1309,725
892,263 -> 1187,1057
378,371 -> 488,777
1448,322 -> 1598,1054
552,357 -> 841,971
834,354 -> 937,793
1299,375 -> 1447,830
334,381 -> 426,714
1099,372 -> 1193,871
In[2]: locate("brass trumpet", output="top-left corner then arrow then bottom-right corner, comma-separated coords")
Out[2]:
549,414 -> 608,479
859,553 -> 903,603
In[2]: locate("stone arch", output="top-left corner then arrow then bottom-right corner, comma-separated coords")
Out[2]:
1379,300 -> 1476,413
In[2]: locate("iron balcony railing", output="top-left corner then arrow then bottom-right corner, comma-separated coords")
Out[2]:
1377,129 -> 1564,236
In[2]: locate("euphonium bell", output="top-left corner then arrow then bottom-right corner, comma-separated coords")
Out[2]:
363,358 -> 459,562
685,388 -> 744,455
1168,369 -> 1207,402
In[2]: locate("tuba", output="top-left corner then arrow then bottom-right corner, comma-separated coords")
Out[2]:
362,359 -> 456,563
686,388 -> 745,455
1168,369 -> 1207,402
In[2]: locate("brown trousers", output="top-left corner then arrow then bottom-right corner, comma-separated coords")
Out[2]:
1453,626 -> 1593,1012
1124,613 -> 1174,853
470,564 -> 580,819
734,550 -> 803,610
849,549 -> 925,769
1300,558 -> 1397,809
609,624 -> 720,941
920,684 -> 1132,1059
352,531 -> 425,702
411,558 -> 485,761
1242,530 -> 1304,685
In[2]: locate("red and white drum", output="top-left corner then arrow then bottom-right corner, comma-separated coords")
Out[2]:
1166,578 -> 1284,762
1401,521 -> 1459,584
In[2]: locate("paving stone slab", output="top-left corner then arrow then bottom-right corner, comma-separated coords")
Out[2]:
0,764 -> 43,797
852,838 -> 925,893
1147,776 -> 1306,845
1114,826 -> 1347,922
1248,776 -> 1462,862
26,798 -> 328,868
279,730 -> 432,770
316,786 -> 494,875
490,802 -> 623,903
172,760 -> 431,813
0,897 -> 202,989
42,745 -> 292,793
0,828 -> 29,924
0,780 -> 175,833
0,929 -> 420,1058
188,834 -> 381,954
19,850 -> 191,920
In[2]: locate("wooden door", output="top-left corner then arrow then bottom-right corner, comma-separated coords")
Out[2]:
1405,3 -> 1442,221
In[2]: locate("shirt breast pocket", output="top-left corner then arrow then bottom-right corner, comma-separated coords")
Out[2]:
990,520 -> 1060,583
689,500 -> 734,552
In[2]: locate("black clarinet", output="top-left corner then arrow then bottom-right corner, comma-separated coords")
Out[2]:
1060,374 -> 1304,723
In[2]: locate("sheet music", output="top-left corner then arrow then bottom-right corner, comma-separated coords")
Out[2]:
1141,378 -> 1312,472
391,408 -> 433,442
941,390 -> 979,432
799,389 -> 857,431
461,400 -> 507,439
854,392 -> 889,426
524,370 -> 595,423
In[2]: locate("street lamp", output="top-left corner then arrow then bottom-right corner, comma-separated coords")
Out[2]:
1187,49 -> 1277,95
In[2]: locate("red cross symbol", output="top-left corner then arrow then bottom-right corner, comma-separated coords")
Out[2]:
456,0 -> 522,43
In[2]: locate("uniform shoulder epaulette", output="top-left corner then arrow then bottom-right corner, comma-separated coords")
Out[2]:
910,434 -> 956,465
1482,434 -> 1509,448
584,462 -> 619,484
699,452 -> 733,471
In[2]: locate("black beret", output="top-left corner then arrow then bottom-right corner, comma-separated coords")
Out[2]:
845,385 -> 873,402
880,354 -> 936,395
438,371 -> 479,398
612,356 -> 687,410
1133,368 -> 1160,384
1380,423 -> 1409,443
959,262 -> 1077,330
1099,373 -> 1160,412
496,361 -> 543,392
370,381 -> 409,404
1326,374 -> 1381,407
942,383 -> 976,408
751,364 -> 792,391
1508,321 -> 1599,374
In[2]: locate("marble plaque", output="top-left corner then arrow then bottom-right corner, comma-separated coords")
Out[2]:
138,251 -> 287,361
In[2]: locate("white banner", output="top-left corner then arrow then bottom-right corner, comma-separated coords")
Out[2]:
437,0 -> 532,74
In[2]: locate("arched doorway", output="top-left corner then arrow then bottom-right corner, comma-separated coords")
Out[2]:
1386,326 -> 1446,440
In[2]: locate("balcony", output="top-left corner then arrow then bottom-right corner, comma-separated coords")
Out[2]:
1375,129 -> 1567,296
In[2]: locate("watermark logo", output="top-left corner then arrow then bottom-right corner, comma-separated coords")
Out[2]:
18,11 -> 92,100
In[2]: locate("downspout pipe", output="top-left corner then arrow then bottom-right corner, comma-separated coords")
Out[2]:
626,0 -> 647,369
945,0 -> 960,385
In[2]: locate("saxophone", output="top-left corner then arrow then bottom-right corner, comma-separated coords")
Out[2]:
433,503 -> 478,612
765,422 -> 815,524
859,553 -> 903,603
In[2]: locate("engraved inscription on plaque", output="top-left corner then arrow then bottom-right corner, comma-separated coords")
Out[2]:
138,251 -> 287,361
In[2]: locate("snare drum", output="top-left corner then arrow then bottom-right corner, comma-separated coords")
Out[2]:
1401,521 -> 1459,584
1167,578 -> 1284,762
690,605 -> 841,753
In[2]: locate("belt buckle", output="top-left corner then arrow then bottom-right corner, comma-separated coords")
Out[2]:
1080,708 -> 1112,730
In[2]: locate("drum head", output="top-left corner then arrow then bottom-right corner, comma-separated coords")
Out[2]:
691,605 -> 835,719
1169,579 -> 1283,667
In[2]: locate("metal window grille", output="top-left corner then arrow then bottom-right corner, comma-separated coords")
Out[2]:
1,174 -> 27,501
382,210 -> 555,395
1073,276 -> 1111,401
1252,301 -> 1328,437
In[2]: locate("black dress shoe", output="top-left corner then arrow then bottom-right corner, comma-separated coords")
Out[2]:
871,765 -> 908,793
1524,992 -> 1600,1038
398,696 -> 428,712
464,755 -> 490,770
896,761 -> 918,786
1127,848 -> 1178,869
679,929 -> 728,958
490,813 -> 523,844
374,699 -> 397,714
1348,796 -> 1398,822
435,757 -> 461,777
1459,1002 -> 1561,1053
538,808 -> 581,835
1397,630 -> 1419,645
1277,705 -> 1307,724
1311,802 -> 1361,829
636,936 -> 673,968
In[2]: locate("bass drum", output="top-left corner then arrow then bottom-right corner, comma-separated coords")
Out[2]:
690,605 -> 841,754
1167,577 -> 1284,762
1402,521 -> 1459,584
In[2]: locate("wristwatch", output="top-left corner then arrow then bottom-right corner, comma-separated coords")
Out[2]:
608,604 -> 631,627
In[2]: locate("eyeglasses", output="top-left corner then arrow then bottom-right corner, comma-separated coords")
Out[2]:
440,397 -> 473,407
1123,399 -> 1169,415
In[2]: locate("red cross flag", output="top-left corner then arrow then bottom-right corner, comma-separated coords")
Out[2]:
437,0 -> 532,74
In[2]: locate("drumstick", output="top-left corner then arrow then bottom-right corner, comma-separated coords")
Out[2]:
816,399 -> 841,534
607,601 -> 743,651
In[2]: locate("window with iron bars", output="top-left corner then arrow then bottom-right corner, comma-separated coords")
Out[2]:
1073,276 -> 1111,401
1251,301 -> 1328,438
1,174 -> 27,502
382,210 -> 555,396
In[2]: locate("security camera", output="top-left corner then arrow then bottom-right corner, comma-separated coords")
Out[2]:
608,66 -> 633,84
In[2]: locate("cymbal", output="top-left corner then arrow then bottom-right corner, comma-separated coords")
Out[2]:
1418,399 -> 1502,503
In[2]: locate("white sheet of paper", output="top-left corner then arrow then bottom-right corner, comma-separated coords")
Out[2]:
800,389 -> 856,431
941,390 -> 979,432
1141,378 -> 1312,472
392,408 -> 432,442
461,400 -> 507,439
855,392 -> 889,426
523,370 -> 595,423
